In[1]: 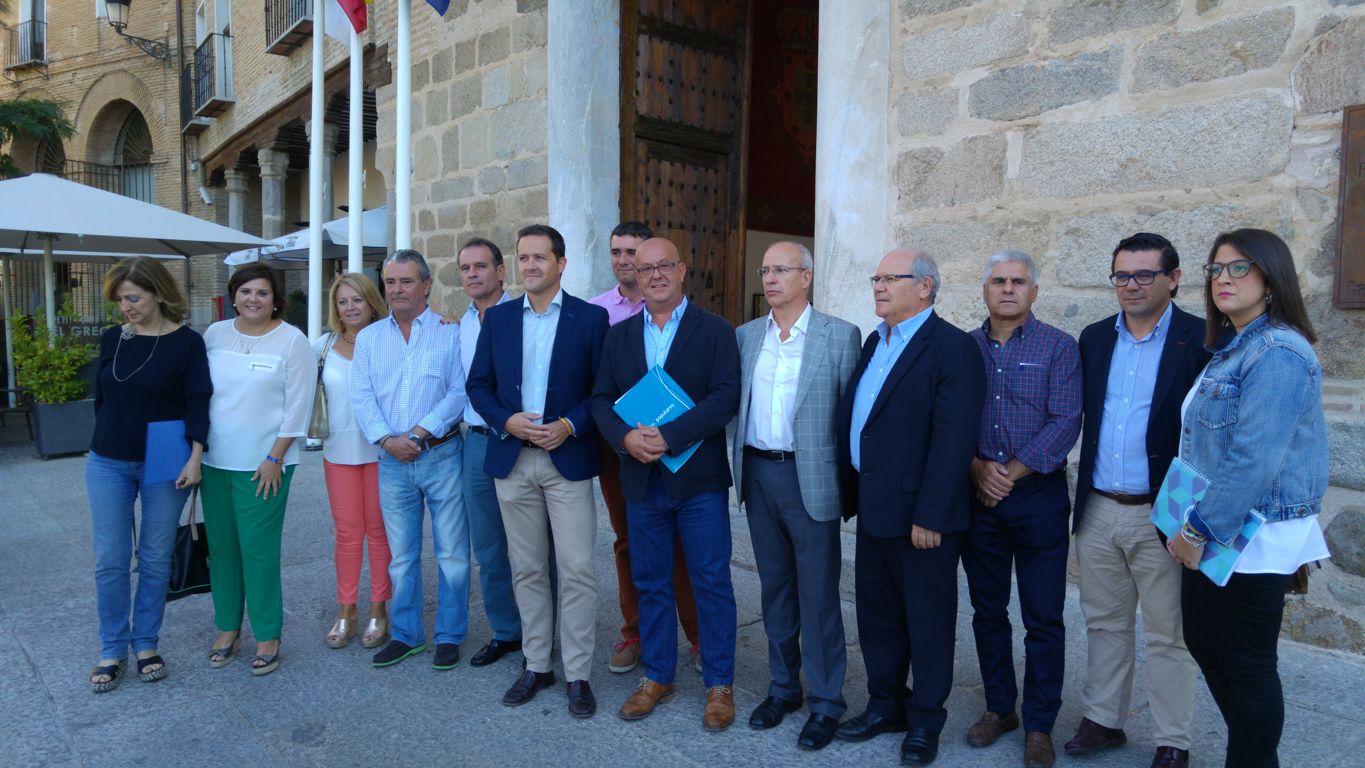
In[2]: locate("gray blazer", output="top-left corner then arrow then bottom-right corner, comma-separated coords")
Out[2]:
732,307 -> 862,522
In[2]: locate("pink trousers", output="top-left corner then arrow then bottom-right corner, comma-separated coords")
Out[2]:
323,460 -> 392,604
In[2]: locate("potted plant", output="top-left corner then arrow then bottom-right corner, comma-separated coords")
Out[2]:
10,297 -> 99,458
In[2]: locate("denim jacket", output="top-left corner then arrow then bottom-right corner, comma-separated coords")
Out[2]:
1182,314 -> 1328,547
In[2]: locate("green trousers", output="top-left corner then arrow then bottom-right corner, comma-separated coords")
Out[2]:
200,465 -> 294,642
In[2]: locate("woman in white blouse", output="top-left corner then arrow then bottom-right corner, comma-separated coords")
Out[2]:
316,273 -> 392,650
201,262 -> 314,677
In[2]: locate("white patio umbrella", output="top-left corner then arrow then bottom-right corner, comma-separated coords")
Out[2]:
224,208 -> 387,267
0,173 -> 269,399
322,205 -> 388,248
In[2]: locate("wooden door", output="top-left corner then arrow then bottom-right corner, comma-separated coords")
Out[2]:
621,0 -> 751,324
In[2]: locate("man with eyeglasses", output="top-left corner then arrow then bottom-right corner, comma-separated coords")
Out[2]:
731,242 -> 861,751
1065,233 -> 1209,768
589,222 -> 704,677
961,250 -> 1082,768
835,248 -> 985,765
591,237 -> 741,731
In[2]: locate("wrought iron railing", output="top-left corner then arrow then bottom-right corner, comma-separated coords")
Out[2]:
4,20 -> 46,69
61,160 -> 155,204
266,0 -> 313,54
191,33 -> 233,115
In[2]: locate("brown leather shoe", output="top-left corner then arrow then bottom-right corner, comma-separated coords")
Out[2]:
1151,746 -> 1190,768
1063,717 -> 1127,755
618,678 -> 675,721
966,710 -> 1020,747
703,685 -> 735,731
1024,732 -> 1056,768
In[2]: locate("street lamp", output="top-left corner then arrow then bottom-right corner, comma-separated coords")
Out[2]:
103,0 -> 171,61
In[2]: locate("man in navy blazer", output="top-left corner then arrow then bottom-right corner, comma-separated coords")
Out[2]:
835,248 -> 986,766
467,224 -> 609,719
1063,233 -> 1209,768
591,237 -> 742,732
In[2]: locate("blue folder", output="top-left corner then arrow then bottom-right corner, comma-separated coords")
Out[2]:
613,366 -> 700,473
143,420 -> 191,485
1149,456 -> 1264,587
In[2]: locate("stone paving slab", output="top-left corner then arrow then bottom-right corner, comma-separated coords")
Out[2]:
3,435 -> 1364,767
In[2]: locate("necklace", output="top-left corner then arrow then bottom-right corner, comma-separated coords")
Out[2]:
234,318 -> 275,354
112,319 -> 166,383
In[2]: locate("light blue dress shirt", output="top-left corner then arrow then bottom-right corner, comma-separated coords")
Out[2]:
460,291 -> 512,427
350,305 -> 467,442
644,295 -> 688,370
521,289 -> 563,423
849,306 -> 933,471
1092,302 -> 1173,494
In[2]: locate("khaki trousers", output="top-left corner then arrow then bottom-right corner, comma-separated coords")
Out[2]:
1076,493 -> 1196,750
494,447 -> 597,682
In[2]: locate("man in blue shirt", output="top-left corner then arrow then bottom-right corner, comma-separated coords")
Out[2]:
467,225 -> 609,719
1065,233 -> 1209,768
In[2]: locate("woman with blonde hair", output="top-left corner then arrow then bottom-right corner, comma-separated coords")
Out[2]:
315,272 -> 393,649
87,256 -> 212,692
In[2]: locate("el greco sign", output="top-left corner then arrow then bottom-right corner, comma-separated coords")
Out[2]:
1336,104 -> 1365,309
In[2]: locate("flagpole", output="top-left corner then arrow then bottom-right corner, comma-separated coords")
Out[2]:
307,0 -> 326,342
395,0 -> 412,251
348,26 -> 364,274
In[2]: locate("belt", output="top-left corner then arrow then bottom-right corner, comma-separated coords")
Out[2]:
1094,488 -> 1154,506
521,439 -> 546,451
467,424 -> 491,437
414,431 -> 456,451
744,445 -> 796,462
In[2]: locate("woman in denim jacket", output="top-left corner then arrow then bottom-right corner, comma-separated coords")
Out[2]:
1169,229 -> 1329,768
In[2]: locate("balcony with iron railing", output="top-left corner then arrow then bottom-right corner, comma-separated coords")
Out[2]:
266,0 -> 313,55
185,33 -> 234,119
4,20 -> 46,71
61,160 -> 155,204
179,63 -> 211,134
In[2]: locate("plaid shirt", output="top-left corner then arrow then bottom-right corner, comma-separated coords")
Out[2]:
970,313 -> 1082,474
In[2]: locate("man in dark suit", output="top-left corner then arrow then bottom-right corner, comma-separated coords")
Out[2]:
835,248 -> 986,765
591,237 -> 741,732
467,224 -> 609,719
1063,233 -> 1209,768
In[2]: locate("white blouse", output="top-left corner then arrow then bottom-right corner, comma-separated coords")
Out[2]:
1179,372 -> 1329,575
203,319 -> 315,471
313,333 -> 380,466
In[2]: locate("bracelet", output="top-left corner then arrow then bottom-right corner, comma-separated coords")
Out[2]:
265,454 -> 283,465
379,436 -> 392,449
1179,523 -> 1206,547
558,417 -> 574,436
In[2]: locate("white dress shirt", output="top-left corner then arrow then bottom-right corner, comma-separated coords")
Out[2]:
460,291 -> 512,427
745,305 -> 811,453
350,306 -> 467,442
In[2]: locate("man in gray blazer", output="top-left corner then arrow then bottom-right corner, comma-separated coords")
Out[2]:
732,241 -> 862,751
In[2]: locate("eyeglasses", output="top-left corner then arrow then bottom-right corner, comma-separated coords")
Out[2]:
757,265 -> 806,278
635,261 -> 678,278
1204,259 -> 1255,281
1108,269 -> 1171,287
868,273 -> 917,286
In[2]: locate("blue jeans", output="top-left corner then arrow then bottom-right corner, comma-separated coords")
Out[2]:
628,467 -> 736,687
378,436 -> 469,647
86,452 -> 190,660
463,429 -> 521,641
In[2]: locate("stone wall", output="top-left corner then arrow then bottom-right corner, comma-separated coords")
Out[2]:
866,0 -> 1365,652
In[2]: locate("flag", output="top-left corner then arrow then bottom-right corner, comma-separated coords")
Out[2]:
425,0 -> 449,15
325,0 -> 371,44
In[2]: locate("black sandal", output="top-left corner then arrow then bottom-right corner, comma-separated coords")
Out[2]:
136,654 -> 167,683
89,660 -> 127,693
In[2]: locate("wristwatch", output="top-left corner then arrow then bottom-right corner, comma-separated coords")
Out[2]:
407,432 -> 426,450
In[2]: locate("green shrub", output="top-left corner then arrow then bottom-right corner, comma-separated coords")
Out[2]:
10,297 -> 97,404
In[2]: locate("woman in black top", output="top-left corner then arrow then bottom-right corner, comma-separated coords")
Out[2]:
86,257 -> 211,693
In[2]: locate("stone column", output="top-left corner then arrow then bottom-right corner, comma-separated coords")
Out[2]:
304,120 -> 341,221
547,0 -> 619,298
224,168 -> 248,233
814,0 -> 890,331
257,148 -> 291,240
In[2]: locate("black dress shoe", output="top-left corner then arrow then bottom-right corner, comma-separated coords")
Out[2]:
567,680 -> 596,719
835,709 -> 909,743
748,695 -> 803,730
470,638 -> 522,667
432,643 -> 460,670
901,727 -> 941,765
797,713 -> 840,751
502,668 -> 556,706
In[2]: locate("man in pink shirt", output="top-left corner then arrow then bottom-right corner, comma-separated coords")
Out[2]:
588,222 -> 701,675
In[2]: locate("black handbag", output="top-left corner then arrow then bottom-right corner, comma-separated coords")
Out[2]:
166,487 -> 211,601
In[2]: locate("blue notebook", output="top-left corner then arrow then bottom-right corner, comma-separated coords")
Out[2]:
143,420 -> 191,485
613,366 -> 701,473
1149,456 -> 1264,587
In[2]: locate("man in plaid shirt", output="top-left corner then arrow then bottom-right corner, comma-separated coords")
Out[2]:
961,250 -> 1082,768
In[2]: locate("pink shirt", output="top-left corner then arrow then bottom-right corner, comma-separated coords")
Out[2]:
588,285 -> 646,327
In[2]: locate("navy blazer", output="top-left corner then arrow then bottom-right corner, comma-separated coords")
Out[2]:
590,301 -> 741,503
836,311 -> 986,538
1073,303 -> 1210,532
466,291 -> 609,482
